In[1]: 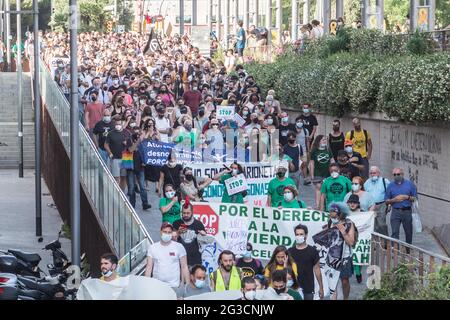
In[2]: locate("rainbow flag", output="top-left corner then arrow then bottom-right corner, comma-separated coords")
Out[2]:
121,151 -> 134,170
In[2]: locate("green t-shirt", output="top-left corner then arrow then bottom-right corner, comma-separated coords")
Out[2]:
287,288 -> 303,300
267,177 -> 297,207
159,198 -> 181,224
320,175 -> 352,210
310,148 -> 333,178
220,173 -> 244,204
279,199 -> 306,208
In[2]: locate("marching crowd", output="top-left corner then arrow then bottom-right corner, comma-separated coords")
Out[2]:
40,28 -> 418,300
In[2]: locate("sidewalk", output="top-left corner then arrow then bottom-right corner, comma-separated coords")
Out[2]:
0,169 -> 71,273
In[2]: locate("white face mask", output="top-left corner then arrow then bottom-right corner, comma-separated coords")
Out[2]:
303,108 -> 310,114
267,119 -> 273,125
331,171 -> 339,179
124,81 -> 129,86
284,192 -> 294,202
113,79 -> 119,85
194,279 -> 205,289
345,146 -> 353,154
101,269 -> 113,278
103,116 -> 111,123
161,233 -> 172,243
371,176 -> 379,182
296,122 -> 303,128
115,124 -> 122,131
287,280 -> 294,288
165,191 -> 176,198
244,290 -> 256,300
232,169 -> 239,176
295,235 -> 305,244
352,184 -> 361,192
140,100 -> 146,105
282,117 -> 289,123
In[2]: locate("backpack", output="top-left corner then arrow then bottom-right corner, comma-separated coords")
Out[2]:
350,129 -> 368,151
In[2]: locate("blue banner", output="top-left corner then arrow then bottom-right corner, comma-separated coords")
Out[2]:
139,140 -> 175,167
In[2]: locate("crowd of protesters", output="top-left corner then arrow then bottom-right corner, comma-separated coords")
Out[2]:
40,25 -> 417,300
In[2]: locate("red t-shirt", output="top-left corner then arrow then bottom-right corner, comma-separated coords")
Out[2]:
85,103 -> 105,129
182,90 -> 202,115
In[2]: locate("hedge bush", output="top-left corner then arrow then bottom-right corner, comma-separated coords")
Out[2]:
245,33 -> 450,124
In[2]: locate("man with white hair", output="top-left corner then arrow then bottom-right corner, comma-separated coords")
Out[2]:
364,166 -> 390,235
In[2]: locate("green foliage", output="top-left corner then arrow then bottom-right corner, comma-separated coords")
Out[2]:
436,0 -> 450,29
406,31 -> 436,55
61,221 -> 71,239
364,264 -> 450,300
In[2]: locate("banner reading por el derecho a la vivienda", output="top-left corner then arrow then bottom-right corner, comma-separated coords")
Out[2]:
193,202 -> 374,274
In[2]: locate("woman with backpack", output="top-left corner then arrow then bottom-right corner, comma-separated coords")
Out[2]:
277,186 -> 307,209
317,202 -> 356,300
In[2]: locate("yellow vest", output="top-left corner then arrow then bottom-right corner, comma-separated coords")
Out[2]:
211,267 -> 242,292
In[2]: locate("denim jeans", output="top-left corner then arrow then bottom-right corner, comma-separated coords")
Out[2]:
126,170 -> 148,208
98,148 -> 109,166
390,208 -> 413,244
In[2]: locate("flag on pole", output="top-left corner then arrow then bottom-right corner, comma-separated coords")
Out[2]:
143,28 -> 162,54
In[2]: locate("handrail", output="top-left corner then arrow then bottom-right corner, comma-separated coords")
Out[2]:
37,58 -> 152,274
372,232 -> 450,262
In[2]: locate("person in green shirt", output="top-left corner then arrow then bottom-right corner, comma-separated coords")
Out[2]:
286,267 -> 304,300
267,164 -> 297,207
277,185 -> 307,209
309,134 -> 335,209
270,269 -> 303,300
320,163 -> 352,211
159,184 -> 181,224
213,162 -> 246,204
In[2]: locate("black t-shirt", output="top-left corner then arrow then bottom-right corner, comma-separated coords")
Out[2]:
279,123 -> 296,146
93,120 -> 114,150
288,245 -> 320,294
348,151 -> 364,167
161,164 -> 183,190
329,132 -> 345,161
173,219 -> 205,266
105,130 -> 125,159
339,162 -> 360,180
300,114 -> 318,140
236,258 -> 264,278
283,143 -> 303,172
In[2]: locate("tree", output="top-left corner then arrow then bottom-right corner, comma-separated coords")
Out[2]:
436,0 -> 450,29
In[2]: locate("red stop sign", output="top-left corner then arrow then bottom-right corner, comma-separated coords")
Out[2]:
193,204 -> 219,236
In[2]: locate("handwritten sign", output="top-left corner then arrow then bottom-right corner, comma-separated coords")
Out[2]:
217,105 -> 235,120
225,173 -> 248,196
224,217 -> 248,255
233,113 -> 246,127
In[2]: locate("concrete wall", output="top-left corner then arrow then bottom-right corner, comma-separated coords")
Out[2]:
286,109 -> 450,229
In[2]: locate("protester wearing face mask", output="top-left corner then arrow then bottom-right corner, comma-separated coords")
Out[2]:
336,150 -> 360,180
344,139 -> 364,175
267,164 -> 297,207
264,270 -> 301,300
158,156 -> 183,197
278,112 -> 295,146
193,105 -> 208,131
329,119 -> 345,162
345,118 -> 373,179
176,264 -> 211,299
99,253 -> 119,282
237,277 -> 258,301
343,176 -> 375,212
309,135 -> 335,208
264,90 -> 281,115
182,80 -> 202,117
288,224 -> 324,300
159,184 -> 181,224
299,104 -> 318,149
323,203 -> 356,300
235,242 -> 264,278
245,113 -> 261,133
173,201 -> 207,267
210,250 -> 242,292
385,168 -> 417,245
213,162 -> 247,204
173,117 -> 199,151
364,166 -> 390,236
93,109 -> 114,164
278,186 -> 306,209
294,116 -> 310,183
109,75 -> 121,94
145,222 -> 190,290
283,132 -> 305,191
286,268 -> 303,300
180,167 -> 212,202
320,164 -> 352,211
104,117 -> 128,190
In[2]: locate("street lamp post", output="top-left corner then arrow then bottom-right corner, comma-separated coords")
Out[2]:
16,0 -> 23,178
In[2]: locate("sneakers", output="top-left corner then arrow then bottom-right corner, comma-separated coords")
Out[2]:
303,180 -> 312,186
356,274 -> 362,283
143,203 -> 152,210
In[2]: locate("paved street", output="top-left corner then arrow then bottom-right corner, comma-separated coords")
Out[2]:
0,170 -> 71,273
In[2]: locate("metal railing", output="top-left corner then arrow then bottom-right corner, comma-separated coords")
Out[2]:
371,232 -> 449,284
38,59 -> 152,275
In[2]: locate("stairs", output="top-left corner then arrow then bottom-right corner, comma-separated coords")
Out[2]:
0,72 -> 35,169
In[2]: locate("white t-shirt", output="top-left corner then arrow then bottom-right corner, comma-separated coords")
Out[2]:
147,241 -> 187,288
155,116 -> 171,143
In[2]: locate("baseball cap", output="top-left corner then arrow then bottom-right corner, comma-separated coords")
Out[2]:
329,203 -> 341,214
344,139 -> 353,146
347,194 -> 360,204
160,222 -> 174,231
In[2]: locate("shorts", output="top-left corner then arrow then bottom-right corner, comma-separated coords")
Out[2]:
237,47 -> 244,57
110,159 -> 127,178
339,256 -> 354,279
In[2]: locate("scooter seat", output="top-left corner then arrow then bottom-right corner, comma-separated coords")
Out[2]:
8,250 -> 41,265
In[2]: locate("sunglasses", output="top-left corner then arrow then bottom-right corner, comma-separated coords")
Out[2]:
393,173 -> 402,176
